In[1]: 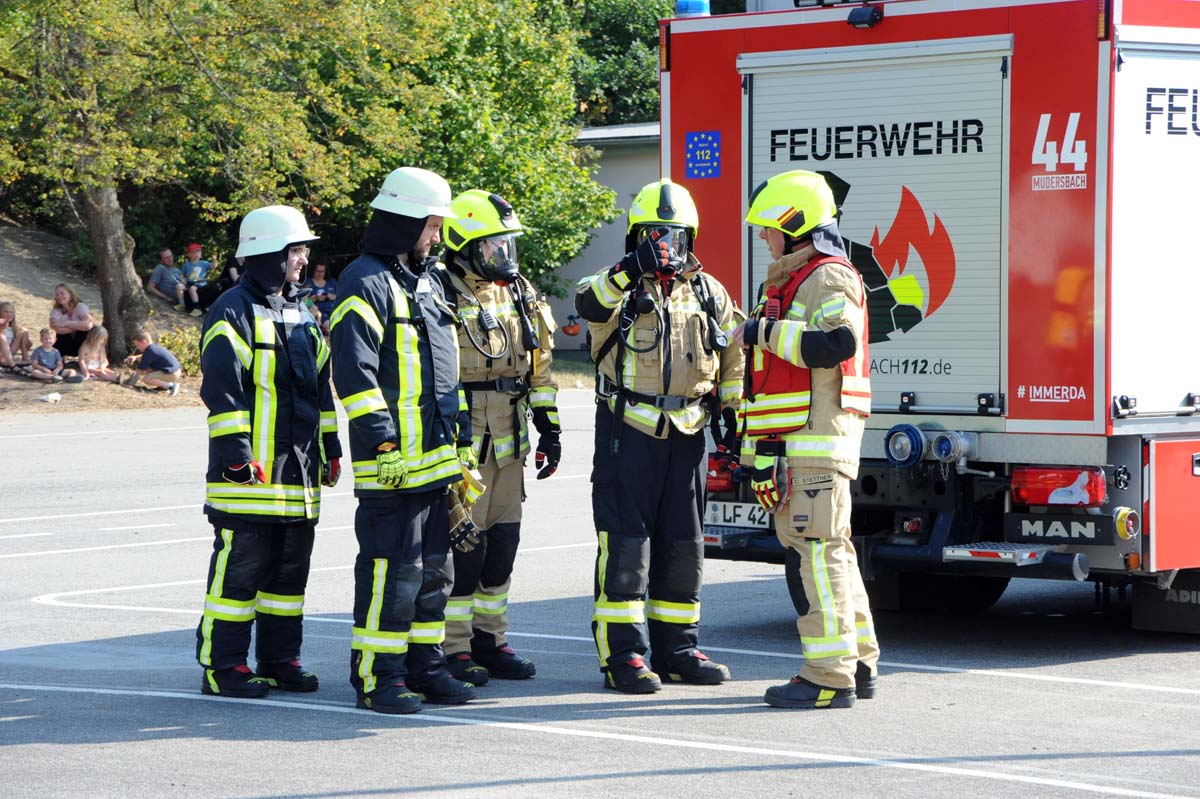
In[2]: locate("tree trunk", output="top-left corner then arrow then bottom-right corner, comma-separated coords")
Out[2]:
81,186 -> 150,361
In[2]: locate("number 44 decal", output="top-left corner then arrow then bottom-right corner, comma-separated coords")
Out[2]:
1033,113 -> 1088,172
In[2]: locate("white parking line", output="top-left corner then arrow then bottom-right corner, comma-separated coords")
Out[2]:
98,524 -> 176,532
1,537 -> 212,559
0,683 -> 1190,799
0,425 -> 203,440
0,492 -> 353,525
0,533 -> 52,541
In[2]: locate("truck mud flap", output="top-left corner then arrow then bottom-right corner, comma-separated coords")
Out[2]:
1133,570 -> 1200,635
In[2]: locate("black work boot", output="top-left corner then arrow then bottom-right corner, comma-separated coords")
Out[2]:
764,675 -> 856,709
356,681 -> 422,715
475,645 -> 536,680
201,664 -> 270,698
856,661 -> 878,700
446,652 -> 490,686
257,659 -> 319,692
603,655 -> 662,694
653,650 -> 731,685
409,671 -> 477,705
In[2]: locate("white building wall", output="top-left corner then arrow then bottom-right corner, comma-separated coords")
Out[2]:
547,137 -> 660,351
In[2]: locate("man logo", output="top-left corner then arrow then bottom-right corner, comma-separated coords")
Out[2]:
1021,520 -> 1097,539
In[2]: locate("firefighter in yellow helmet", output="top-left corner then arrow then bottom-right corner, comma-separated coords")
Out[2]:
733,169 -> 880,709
575,179 -> 744,692
438,189 -> 559,684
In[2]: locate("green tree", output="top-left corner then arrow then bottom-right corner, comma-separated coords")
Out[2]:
572,0 -> 674,127
0,0 -> 614,355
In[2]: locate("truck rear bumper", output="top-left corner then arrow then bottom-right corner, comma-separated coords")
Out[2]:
870,543 -> 1089,581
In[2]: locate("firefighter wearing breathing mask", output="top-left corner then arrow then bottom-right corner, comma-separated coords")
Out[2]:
733,169 -> 879,710
195,205 -> 340,700
575,179 -> 744,693
437,189 -> 560,684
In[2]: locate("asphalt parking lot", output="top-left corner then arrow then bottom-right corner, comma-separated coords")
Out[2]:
2,389 -> 1199,799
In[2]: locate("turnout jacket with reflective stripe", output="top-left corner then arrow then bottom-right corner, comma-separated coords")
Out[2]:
330,253 -> 465,495
447,269 -> 557,468
200,281 -> 341,524
741,245 -> 871,479
576,255 -> 744,439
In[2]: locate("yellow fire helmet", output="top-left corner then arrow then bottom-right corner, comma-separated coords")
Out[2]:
443,189 -> 524,253
627,179 -> 700,239
744,170 -> 837,239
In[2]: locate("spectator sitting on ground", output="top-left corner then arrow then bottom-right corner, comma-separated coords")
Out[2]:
147,248 -> 188,311
180,243 -> 213,317
49,283 -> 95,358
0,301 -> 33,369
124,330 -> 182,396
304,261 -> 336,335
192,254 -> 242,313
77,326 -> 120,383
29,328 -> 80,383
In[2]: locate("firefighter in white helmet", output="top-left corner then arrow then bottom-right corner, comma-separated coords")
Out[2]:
438,189 -> 560,684
329,167 -> 476,714
195,205 -> 340,699
734,169 -> 880,709
575,179 -> 744,693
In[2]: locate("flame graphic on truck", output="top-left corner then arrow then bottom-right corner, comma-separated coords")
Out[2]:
836,182 -> 957,344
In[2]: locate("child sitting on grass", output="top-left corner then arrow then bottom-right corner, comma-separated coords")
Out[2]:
29,328 -> 80,382
77,326 -> 120,383
0,301 -> 32,369
123,330 -> 182,396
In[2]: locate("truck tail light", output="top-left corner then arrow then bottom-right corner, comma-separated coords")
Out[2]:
706,453 -> 736,494
1011,466 -> 1107,507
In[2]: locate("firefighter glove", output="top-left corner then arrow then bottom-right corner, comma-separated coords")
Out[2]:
751,453 -> 790,513
223,461 -> 266,485
448,490 -> 482,553
457,444 -> 478,471
619,227 -> 672,279
375,443 -> 408,487
531,406 -> 561,479
321,457 -> 341,487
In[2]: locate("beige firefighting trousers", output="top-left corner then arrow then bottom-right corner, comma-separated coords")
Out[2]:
772,467 -> 880,689
443,454 -> 524,654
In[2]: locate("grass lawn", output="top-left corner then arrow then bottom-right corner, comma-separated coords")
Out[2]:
552,348 -> 595,391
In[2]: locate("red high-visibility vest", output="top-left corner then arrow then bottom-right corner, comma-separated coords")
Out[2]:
745,255 -> 871,437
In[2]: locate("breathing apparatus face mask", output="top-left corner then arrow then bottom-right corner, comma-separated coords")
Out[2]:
636,226 -> 689,276
470,234 -> 521,283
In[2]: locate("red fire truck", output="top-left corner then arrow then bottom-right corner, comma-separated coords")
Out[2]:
662,0 -> 1200,632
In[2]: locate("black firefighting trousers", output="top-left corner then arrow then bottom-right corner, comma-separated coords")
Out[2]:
349,490 -> 453,696
196,520 -> 315,670
589,402 -> 706,673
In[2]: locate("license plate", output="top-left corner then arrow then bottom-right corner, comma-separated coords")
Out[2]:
704,501 -> 771,530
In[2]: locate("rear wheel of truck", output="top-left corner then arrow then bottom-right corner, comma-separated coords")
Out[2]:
898,573 -> 1011,615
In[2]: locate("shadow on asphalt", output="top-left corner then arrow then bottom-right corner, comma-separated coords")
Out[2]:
2,570 -> 1197,746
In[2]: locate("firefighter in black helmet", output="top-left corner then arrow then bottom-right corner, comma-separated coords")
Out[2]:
575,179 -> 744,693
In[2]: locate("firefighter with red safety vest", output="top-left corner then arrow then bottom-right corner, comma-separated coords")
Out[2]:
733,169 -> 880,709
438,188 -> 560,684
575,179 -> 744,693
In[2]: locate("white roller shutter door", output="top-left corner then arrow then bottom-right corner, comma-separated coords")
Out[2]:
740,36 -> 1010,413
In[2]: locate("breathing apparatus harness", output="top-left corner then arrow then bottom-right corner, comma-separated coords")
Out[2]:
593,250 -> 728,454
446,246 -> 541,462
